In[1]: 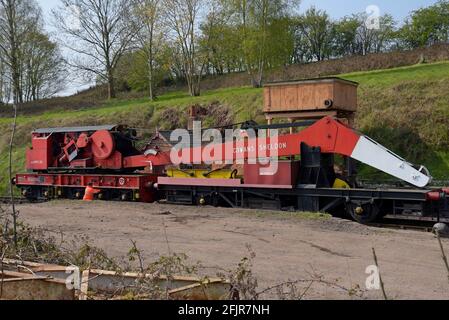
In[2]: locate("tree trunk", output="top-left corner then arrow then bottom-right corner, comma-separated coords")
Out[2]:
11,51 -> 22,103
107,69 -> 115,99
148,60 -> 155,101
193,77 -> 201,96
9,103 -> 18,247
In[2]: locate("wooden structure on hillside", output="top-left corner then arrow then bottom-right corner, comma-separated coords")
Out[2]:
263,77 -> 358,129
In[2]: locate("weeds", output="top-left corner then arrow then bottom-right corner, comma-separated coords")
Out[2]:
0,222 -> 370,300
217,245 -> 258,300
217,245 -> 366,300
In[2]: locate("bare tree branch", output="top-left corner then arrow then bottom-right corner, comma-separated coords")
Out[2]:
52,0 -> 139,99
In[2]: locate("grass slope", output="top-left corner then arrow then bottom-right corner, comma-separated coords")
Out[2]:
1,61 -> 449,194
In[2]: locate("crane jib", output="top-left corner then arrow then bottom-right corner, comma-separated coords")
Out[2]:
170,117 -> 431,188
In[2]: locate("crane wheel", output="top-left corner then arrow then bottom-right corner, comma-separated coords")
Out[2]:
346,201 -> 381,224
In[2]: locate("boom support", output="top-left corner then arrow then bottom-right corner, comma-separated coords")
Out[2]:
168,117 -> 431,188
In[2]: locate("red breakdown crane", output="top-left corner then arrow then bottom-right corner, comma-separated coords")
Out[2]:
14,78 -> 448,224
22,117 -> 430,187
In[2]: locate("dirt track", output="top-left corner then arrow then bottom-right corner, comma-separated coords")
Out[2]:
16,200 -> 449,300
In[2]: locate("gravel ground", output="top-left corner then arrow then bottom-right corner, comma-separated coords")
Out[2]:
15,200 -> 449,300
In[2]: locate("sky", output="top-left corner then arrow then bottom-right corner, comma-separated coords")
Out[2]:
37,0 -> 440,26
35,0 -> 440,96
300,0 -> 439,22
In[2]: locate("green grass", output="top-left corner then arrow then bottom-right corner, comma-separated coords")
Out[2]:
1,60 -> 449,195
341,61 -> 449,87
0,146 -> 27,196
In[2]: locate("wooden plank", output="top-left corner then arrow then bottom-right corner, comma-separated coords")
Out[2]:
1,260 -> 235,300
79,270 -> 90,301
0,273 -> 75,300
265,110 -> 339,120
263,88 -> 271,112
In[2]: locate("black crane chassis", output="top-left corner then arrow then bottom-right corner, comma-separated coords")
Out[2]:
158,184 -> 449,224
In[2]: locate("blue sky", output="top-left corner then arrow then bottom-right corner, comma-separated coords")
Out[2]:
300,0 -> 438,21
37,0 -> 440,28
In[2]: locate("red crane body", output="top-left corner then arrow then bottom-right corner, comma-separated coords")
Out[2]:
24,117 -> 430,188
15,117 -> 448,224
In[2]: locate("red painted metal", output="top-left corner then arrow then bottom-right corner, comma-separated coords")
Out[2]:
244,161 -> 300,186
157,177 -> 296,190
91,130 -> 116,160
16,173 -> 159,203
25,117 -> 361,173
124,153 -> 172,169
76,133 -> 89,148
96,152 -> 123,170
172,117 -> 361,164
25,127 -> 153,171
426,191 -> 442,201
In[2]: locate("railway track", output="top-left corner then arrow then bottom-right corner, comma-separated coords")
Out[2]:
0,196 -> 445,233
0,196 -> 30,205
367,217 -> 441,233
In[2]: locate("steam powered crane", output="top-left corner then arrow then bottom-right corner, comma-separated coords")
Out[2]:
14,77 -> 448,224
22,118 -> 431,188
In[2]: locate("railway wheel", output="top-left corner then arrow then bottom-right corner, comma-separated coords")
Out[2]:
195,194 -> 208,206
67,188 -> 84,200
120,191 -> 133,201
55,188 -> 64,199
346,200 -> 381,224
21,187 -> 38,201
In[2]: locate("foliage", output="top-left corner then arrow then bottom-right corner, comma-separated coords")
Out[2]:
0,0 -> 64,103
295,7 -> 335,62
52,0 -> 137,99
398,0 -> 449,49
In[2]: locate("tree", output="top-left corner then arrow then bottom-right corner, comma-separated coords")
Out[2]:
371,14 -> 396,53
53,0 -> 138,99
223,0 -> 299,87
22,31 -> 65,101
115,45 -> 173,93
354,13 -> 396,55
399,0 -> 449,49
163,0 -> 207,96
0,54 -> 10,104
296,7 -> 335,61
333,16 -> 359,57
0,0 -> 64,103
0,0 -> 41,103
200,7 -> 230,75
133,0 -> 166,100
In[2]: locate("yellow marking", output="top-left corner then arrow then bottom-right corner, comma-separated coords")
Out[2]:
333,178 -> 351,189
167,169 -> 237,179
